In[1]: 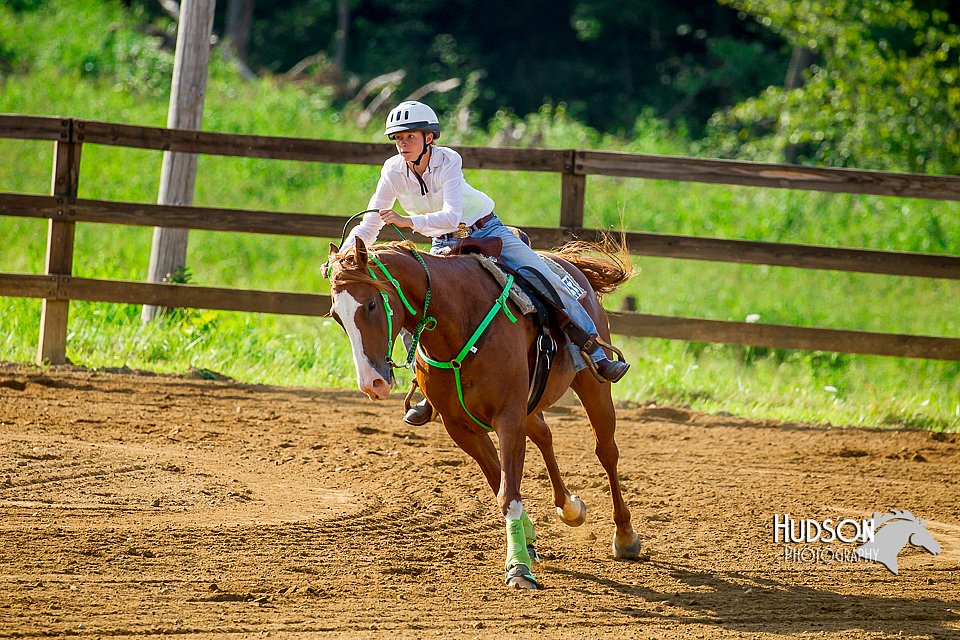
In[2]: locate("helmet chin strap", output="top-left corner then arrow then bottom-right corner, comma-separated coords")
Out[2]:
413,131 -> 431,167
410,132 -> 431,195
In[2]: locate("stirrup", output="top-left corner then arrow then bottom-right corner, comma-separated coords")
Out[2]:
403,380 -> 436,426
581,336 -> 629,384
594,357 -> 630,383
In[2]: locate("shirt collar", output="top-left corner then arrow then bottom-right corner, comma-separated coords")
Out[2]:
403,145 -> 439,177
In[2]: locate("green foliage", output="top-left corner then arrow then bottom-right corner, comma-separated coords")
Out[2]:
707,0 -> 960,173
198,0 -> 792,134
0,0 -> 45,12
79,24 -> 174,98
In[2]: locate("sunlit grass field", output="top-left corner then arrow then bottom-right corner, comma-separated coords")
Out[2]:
1,1 -> 958,431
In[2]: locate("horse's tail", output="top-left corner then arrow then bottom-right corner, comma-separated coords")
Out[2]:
551,233 -> 634,299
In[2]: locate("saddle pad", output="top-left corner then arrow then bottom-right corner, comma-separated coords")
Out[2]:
468,254 -> 536,315
470,253 -> 590,375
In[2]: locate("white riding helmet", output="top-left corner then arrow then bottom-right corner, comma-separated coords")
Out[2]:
384,101 -> 441,140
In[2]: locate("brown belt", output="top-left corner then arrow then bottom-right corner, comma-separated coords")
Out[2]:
439,213 -> 497,240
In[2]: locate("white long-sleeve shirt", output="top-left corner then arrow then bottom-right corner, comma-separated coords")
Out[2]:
344,145 -> 495,248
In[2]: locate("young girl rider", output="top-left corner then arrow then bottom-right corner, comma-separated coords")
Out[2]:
342,101 -> 629,425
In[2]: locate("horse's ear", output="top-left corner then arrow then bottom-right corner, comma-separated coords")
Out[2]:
323,243 -> 339,280
354,236 -> 368,268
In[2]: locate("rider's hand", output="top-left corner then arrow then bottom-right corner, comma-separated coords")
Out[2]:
379,209 -> 414,229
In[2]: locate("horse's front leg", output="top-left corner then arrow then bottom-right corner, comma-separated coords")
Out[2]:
441,418 -> 543,572
496,412 -> 541,590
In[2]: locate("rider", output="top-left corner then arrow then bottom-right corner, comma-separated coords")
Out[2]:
342,100 -> 629,425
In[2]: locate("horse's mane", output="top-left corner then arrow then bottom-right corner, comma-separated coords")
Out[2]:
329,240 -> 420,293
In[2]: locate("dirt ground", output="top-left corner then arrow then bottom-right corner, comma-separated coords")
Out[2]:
0,363 -> 958,639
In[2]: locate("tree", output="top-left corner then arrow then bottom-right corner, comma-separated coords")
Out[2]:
225,0 -> 256,79
237,0 -> 788,135
706,0 -> 960,174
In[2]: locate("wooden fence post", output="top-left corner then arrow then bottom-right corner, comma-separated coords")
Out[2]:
560,150 -> 585,229
37,123 -> 82,365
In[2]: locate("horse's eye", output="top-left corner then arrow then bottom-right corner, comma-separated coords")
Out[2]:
365,299 -> 378,313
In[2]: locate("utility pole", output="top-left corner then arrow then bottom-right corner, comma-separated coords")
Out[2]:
142,0 -> 216,322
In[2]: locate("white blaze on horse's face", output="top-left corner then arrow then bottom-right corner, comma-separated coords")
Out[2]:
331,289 -> 391,401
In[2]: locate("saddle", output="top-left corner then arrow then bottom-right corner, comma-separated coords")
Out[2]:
445,225 -> 531,259
447,236 -> 504,258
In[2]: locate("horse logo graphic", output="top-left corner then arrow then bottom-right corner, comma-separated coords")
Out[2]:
854,510 -> 940,575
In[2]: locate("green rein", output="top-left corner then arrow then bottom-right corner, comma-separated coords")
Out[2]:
362,249 -> 518,432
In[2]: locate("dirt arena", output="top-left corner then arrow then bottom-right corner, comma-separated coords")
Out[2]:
0,363 -> 958,639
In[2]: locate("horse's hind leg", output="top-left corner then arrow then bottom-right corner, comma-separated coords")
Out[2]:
571,373 -> 641,559
526,412 -> 587,527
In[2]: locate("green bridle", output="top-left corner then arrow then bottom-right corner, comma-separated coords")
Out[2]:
327,211 -> 437,370
328,213 -> 519,432
367,251 -> 519,431
366,250 -> 436,370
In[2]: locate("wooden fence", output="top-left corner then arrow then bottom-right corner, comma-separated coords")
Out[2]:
1,114 -> 959,365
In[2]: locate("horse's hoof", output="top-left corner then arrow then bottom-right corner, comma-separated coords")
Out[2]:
556,494 -> 587,527
504,564 -> 542,590
612,530 -> 642,559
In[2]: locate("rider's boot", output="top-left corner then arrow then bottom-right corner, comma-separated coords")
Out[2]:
404,398 -> 436,426
595,356 -> 630,383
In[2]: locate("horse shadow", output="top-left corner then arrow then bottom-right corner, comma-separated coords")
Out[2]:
545,560 -> 960,636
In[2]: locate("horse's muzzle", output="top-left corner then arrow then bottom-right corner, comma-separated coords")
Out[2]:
358,360 -> 394,400
361,375 -> 391,400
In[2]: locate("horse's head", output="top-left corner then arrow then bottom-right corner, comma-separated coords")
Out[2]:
327,238 -> 401,400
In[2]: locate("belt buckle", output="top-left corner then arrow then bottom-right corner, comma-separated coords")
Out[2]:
455,222 -> 469,239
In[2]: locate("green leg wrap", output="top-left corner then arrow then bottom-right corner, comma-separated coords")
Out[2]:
504,517 -> 532,571
520,509 -> 537,544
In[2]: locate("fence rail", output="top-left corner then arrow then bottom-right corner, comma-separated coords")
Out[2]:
1,113 -> 958,364
6,192 -> 960,280
2,272 -> 957,360
576,150 -> 960,201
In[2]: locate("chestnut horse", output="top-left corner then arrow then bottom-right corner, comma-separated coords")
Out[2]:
325,236 -> 641,589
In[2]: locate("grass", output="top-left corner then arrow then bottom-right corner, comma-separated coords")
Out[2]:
0,0 -> 958,431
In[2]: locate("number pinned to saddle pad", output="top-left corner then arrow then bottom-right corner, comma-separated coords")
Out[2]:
540,259 -> 587,300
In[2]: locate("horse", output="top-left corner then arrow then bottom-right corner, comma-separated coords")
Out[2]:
854,510 -> 940,574
325,235 -> 641,589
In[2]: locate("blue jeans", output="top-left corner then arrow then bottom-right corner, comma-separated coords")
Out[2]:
431,216 -> 604,369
